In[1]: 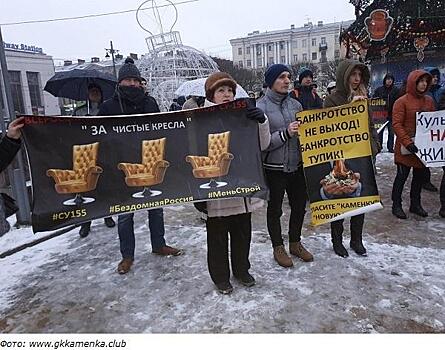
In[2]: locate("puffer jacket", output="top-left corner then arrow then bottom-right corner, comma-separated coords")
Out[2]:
392,70 -> 435,168
0,136 -> 21,173
323,59 -> 380,157
257,88 -> 303,172
203,99 -> 270,218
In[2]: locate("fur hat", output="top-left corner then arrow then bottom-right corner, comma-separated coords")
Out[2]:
118,57 -> 142,83
265,64 -> 291,88
298,67 -> 314,83
204,72 -> 237,101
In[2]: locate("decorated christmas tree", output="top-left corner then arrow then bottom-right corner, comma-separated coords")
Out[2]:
343,0 -> 445,63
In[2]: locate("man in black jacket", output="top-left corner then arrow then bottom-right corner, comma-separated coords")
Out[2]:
372,73 -> 399,153
289,67 -> 323,110
98,58 -> 182,274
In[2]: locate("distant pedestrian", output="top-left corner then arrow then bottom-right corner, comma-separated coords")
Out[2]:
372,73 -> 399,153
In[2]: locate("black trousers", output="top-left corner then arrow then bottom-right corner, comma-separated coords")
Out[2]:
331,214 -> 365,239
391,164 -> 429,207
206,213 -> 251,285
265,168 -> 307,248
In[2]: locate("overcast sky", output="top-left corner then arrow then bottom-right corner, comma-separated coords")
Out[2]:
1,0 -> 355,65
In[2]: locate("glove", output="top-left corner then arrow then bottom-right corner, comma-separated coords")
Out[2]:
246,107 -> 266,123
406,143 -> 419,154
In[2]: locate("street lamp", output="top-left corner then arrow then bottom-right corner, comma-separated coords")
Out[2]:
105,41 -> 119,79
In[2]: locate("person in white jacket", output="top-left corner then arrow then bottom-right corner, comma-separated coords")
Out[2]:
202,72 -> 270,294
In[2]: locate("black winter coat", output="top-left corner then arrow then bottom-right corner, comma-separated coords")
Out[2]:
0,136 -> 21,173
289,85 -> 323,110
98,91 -> 160,116
372,84 -> 399,121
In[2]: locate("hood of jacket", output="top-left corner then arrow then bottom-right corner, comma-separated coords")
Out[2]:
335,59 -> 370,97
406,70 -> 432,98
383,73 -> 395,87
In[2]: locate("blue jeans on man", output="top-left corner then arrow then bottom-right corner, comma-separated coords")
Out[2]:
118,208 -> 167,258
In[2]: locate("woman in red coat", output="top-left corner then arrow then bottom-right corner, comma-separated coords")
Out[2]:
391,70 -> 435,219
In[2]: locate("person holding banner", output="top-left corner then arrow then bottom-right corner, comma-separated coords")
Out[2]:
258,64 -> 314,268
98,57 -> 182,275
323,60 -> 380,258
391,70 -> 435,220
202,72 -> 270,294
72,84 -> 116,238
0,117 -> 24,236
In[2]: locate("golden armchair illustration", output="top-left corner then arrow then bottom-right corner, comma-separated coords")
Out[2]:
118,138 -> 169,198
46,142 -> 102,206
186,131 -> 234,189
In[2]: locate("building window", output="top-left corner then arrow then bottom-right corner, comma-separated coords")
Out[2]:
268,45 -> 272,52
312,52 -> 317,61
256,57 -> 262,67
256,44 -> 262,55
246,47 -> 251,55
280,42 -> 284,50
312,38 -> 317,46
246,59 -> 252,68
27,72 -> 43,110
302,39 -> 307,48
293,54 -> 298,63
335,49 -> 340,58
302,53 -> 308,61
238,47 -> 242,55
268,57 -> 274,65
280,56 -> 286,63
321,37 -> 326,45
8,71 -> 25,114
238,61 -> 243,68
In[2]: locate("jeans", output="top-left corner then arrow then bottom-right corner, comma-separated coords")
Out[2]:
265,168 -> 307,247
118,208 -> 166,259
391,164 -> 429,207
206,213 -> 251,284
378,121 -> 394,152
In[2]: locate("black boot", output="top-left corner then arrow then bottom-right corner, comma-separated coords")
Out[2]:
350,232 -> 367,256
104,217 -> 116,228
331,232 -> 348,258
79,222 -> 91,238
392,206 -> 407,219
409,205 -> 428,217
422,182 -> 438,192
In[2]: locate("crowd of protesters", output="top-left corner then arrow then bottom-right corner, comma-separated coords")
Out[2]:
2,58 -> 444,295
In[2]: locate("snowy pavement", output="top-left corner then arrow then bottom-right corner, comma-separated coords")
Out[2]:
1,153 -> 444,333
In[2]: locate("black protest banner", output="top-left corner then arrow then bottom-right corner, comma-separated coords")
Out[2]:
369,98 -> 389,134
297,100 -> 382,226
22,99 -> 268,232
416,110 -> 445,167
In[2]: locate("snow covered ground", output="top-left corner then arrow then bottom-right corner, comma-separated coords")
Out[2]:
1,152 -> 444,333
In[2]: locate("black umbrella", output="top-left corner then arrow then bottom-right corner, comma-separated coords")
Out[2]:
44,68 -> 117,101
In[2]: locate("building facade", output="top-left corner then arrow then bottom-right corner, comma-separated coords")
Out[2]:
230,20 -> 354,70
1,42 -> 60,118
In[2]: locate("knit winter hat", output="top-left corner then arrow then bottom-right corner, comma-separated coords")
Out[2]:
118,57 -> 142,83
204,72 -> 237,101
298,67 -> 314,83
264,64 -> 291,88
